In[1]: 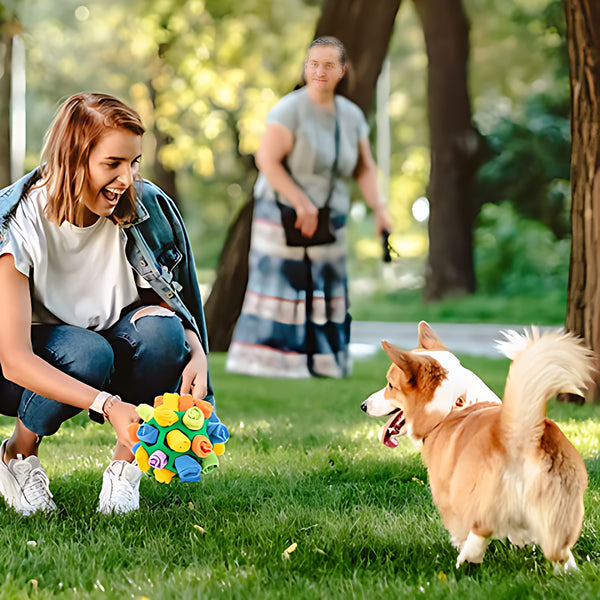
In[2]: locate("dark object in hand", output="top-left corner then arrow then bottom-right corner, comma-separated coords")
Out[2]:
382,230 -> 392,263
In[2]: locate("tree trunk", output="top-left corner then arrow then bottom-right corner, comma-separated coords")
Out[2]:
0,18 -> 15,189
414,0 -> 482,302
148,75 -> 178,205
147,40 -> 179,205
152,126 -> 178,204
204,0 -> 403,350
203,192 -> 255,351
562,0 -> 600,401
314,0 -> 402,114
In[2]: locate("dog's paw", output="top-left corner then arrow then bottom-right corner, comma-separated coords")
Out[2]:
553,551 -> 578,575
450,536 -> 463,551
455,532 -> 489,568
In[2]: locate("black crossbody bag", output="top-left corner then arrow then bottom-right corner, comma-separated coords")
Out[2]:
276,110 -> 340,247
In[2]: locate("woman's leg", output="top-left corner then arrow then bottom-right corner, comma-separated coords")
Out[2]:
226,197 -> 312,378
2,324 -> 114,460
96,305 -> 189,514
102,305 -> 189,407
306,227 -> 352,378
0,325 -> 114,515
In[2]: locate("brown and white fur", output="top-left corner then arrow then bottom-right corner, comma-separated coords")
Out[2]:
361,321 -> 594,573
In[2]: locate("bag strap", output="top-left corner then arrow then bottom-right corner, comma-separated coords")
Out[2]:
323,100 -> 340,209
275,98 -> 340,209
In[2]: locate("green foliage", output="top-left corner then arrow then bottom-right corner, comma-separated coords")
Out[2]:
468,0 -> 572,238
0,353 -> 599,598
349,203 -> 568,325
474,201 -> 570,296
14,0 -> 577,283
475,91 -> 571,238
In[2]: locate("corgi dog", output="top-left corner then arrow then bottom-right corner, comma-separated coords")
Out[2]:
361,321 -> 594,573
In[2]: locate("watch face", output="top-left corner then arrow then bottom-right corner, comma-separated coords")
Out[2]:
89,409 -> 105,424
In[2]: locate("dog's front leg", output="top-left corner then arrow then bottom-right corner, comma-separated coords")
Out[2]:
456,531 -> 490,568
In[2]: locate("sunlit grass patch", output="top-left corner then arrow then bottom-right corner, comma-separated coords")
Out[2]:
0,351 -> 598,598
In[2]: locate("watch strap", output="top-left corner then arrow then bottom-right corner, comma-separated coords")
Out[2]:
88,391 -> 112,423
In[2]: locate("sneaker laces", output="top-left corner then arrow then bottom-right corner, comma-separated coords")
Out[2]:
110,476 -> 137,507
12,459 -> 54,509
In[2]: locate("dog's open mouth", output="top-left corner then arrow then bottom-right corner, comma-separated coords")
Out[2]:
381,409 -> 406,448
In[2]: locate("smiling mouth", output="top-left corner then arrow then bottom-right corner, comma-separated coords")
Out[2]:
381,409 -> 406,448
102,187 -> 125,203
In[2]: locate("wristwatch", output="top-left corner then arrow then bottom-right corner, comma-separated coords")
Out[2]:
88,391 -> 113,424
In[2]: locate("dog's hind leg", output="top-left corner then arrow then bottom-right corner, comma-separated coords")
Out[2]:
456,531 -> 490,568
552,550 -> 578,575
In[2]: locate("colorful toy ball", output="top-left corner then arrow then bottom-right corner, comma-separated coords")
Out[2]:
130,393 -> 229,483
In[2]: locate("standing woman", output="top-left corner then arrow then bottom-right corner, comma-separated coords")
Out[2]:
227,36 -> 391,378
0,93 -> 214,515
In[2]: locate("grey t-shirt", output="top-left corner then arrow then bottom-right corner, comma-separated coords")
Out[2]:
253,86 -> 369,215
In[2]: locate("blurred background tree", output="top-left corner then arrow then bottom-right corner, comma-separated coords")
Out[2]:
0,0 -> 21,188
562,0 -> 600,401
4,0 -> 576,335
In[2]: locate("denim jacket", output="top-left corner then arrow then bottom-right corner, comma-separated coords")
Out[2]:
0,168 -> 214,402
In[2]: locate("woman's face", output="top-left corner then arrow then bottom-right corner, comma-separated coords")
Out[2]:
81,128 -> 142,227
304,45 -> 346,95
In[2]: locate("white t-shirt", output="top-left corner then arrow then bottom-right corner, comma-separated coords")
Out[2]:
0,186 -> 141,330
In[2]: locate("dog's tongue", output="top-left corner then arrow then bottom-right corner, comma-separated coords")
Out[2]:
381,410 -> 405,448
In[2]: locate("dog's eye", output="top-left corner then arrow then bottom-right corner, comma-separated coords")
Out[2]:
455,396 -> 465,407
387,382 -> 393,390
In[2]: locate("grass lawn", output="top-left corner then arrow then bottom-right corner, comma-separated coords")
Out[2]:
0,351 -> 599,599
349,288 -> 567,326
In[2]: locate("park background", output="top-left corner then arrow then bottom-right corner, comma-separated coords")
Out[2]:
1,1 -> 600,599
2,0 -> 574,329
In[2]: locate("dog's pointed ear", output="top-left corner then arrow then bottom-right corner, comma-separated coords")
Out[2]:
381,340 -> 423,386
417,321 -> 449,351
382,340 -> 407,365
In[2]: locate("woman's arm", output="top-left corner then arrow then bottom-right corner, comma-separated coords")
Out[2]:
255,122 -> 319,238
0,254 -> 139,444
179,328 -> 208,400
354,137 -> 393,236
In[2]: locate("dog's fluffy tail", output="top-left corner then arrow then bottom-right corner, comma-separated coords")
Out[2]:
496,327 -> 594,450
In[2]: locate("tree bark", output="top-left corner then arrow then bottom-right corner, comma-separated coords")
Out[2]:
204,0 -> 403,350
562,0 -> 600,401
414,0 -> 482,302
314,0 -> 402,114
0,16 -> 17,189
147,42 -> 179,205
203,192 -> 255,351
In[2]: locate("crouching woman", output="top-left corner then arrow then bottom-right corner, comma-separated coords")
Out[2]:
0,93 -> 215,515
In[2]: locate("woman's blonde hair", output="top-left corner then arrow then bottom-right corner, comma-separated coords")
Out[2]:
40,93 -> 145,226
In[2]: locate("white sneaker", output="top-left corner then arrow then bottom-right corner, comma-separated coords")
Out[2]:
0,439 -> 56,516
97,460 -> 142,514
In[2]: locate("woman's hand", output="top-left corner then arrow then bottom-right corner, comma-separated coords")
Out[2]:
180,329 -> 208,399
105,397 -> 141,450
373,204 -> 393,237
294,198 -> 320,238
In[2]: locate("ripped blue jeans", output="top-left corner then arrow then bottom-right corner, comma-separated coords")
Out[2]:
0,306 -> 190,436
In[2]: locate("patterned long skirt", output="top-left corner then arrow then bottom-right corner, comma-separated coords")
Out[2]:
226,197 -> 352,378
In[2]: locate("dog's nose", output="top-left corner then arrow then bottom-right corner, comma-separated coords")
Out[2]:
360,401 -> 368,412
